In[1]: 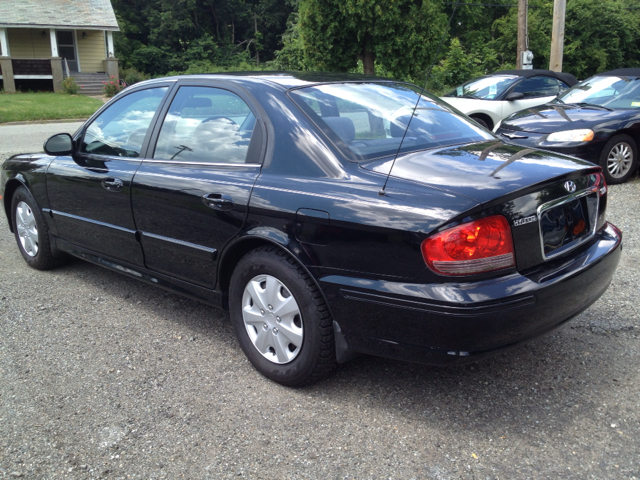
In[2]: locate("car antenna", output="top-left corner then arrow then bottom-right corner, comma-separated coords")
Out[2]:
379,0 -> 462,196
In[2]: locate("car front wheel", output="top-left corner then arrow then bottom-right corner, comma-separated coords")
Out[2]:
11,186 -> 67,270
229,246 -> 337,386
600,134 -> 638,184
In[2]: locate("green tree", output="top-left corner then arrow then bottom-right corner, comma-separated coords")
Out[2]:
111,0 -> 294,76
299,0 -> 447,77
272,12 -> 307,70
491,0 -> 640,79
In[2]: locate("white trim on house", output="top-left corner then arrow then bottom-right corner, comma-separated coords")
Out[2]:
106,30 -> 114,57
0,27 -> 10,56
14,75 -> 53,79
72,29 -> 81,72
0,24 -> 119,31
49,28 -> 58,56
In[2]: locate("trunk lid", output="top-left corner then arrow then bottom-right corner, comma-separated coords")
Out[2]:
361,140 -> 597,204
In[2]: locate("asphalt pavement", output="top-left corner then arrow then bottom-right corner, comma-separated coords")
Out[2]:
0,123 -> 639,479
0,122 -> 83,158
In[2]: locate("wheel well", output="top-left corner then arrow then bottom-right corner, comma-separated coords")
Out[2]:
469,113 -> 494,131
217,236 -> 334,322
599,130 -> 640,160
217,237 -> 284,310
2,179 -> 24,233
610,129 -> 639,149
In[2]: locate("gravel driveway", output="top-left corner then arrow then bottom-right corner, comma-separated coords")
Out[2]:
1,124 -> 639,479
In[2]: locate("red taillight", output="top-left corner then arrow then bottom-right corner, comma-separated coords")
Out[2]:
421,215 -> 515,275
598,172 -> 607,196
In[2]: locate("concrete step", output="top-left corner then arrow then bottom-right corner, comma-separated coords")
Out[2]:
65,73 -> 111,95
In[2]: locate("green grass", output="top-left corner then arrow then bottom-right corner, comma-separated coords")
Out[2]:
0,92 -> 103,124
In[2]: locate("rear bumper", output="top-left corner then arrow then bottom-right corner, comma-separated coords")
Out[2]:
320,222 -> 622,365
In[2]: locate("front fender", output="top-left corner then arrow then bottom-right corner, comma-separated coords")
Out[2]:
2,153 -> 54,232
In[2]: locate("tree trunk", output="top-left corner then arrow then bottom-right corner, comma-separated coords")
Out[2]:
209,5 -> 220,40
363,50 -> 375,75
254,13 -> 260,67
362,34 -> 375,75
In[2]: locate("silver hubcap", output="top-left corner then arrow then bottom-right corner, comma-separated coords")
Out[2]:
241,274 -> 303,364
15,201 -> 39,257
607,142 -> 633,178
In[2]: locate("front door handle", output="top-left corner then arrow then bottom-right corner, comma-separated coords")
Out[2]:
202,193 -> 234,211
101,177 -> 124,192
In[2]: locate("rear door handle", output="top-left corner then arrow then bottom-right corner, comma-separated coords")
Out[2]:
202,193 -> 234,211
101,177 -> 124,192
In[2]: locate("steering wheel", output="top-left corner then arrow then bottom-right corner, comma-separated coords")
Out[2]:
201,116 -> 238,127
125,128 -> 148,148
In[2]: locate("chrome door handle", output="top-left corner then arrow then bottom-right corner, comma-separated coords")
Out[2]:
101,177 -> 124,191
202,193 -> 234,211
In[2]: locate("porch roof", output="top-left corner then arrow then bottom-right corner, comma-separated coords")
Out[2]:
0,0 -> 119,31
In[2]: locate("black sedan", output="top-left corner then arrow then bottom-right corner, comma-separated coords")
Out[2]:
496,68 -> 640,184
0,73 -> 622,386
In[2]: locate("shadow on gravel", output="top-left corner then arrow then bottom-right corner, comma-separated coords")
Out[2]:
50,254 -> 625,447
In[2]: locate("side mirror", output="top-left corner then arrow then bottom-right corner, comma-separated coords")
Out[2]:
505,92 -> 525,101
44,133 -> 74,155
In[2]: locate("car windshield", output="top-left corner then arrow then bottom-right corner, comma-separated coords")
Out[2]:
555,75 -> 640,109
289,82 -> 493,162
443,75 -> 519,100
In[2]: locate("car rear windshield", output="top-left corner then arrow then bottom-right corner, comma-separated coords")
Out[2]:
555,75 -> 640,109
443,75 -> 519,100
289,82 -> 493,162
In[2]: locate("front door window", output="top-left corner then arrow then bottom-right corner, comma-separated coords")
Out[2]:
56,30 -> 77,73
81,87 -> 168,158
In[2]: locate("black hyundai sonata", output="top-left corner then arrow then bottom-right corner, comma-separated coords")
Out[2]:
0,73 -> 622,386
496,68 -> 640,184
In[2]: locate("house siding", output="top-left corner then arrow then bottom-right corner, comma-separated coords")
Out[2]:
77,30 -> 105,73
8,28 -> 51,58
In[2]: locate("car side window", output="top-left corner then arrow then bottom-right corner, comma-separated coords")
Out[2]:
512,77 -> 561,98
81,87 -> 168,158
153,86 -> 257,163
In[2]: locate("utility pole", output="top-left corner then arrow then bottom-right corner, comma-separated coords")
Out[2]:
549,0 -> 566,71
517,0 -> 527,69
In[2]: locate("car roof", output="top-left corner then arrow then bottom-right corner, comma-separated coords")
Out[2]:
493,69 -> 578,86
136,71 -> 398,90
594,68 -> 640,78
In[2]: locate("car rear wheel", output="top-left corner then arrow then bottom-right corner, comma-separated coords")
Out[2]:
470,115 -> 490,130
600,135 -> 638,184
11,186 -> 67,270
229,246 -> 337,386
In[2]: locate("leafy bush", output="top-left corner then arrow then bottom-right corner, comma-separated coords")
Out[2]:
60,77 -> 80,95
169,58 -> 275,77
103,76 -> 124,97
271,13 -> 307,71
119,67 -> 149,86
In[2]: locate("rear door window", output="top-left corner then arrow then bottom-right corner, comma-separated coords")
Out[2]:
512,77 -> 561,98
152,86 -> 258,163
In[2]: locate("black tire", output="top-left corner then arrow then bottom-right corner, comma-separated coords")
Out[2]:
470,116 -> 490,130
229,246 -> 337,387
11,186 -> 67,270
599,134 -> 638,184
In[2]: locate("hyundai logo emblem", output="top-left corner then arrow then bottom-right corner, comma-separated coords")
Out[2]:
564,181 -> 577,193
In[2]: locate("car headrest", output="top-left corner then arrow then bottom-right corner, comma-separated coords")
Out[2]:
390,114 -> 432,138
183,97 -> 212,109
322,116 -> 356,144
390,115 -> 411,137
